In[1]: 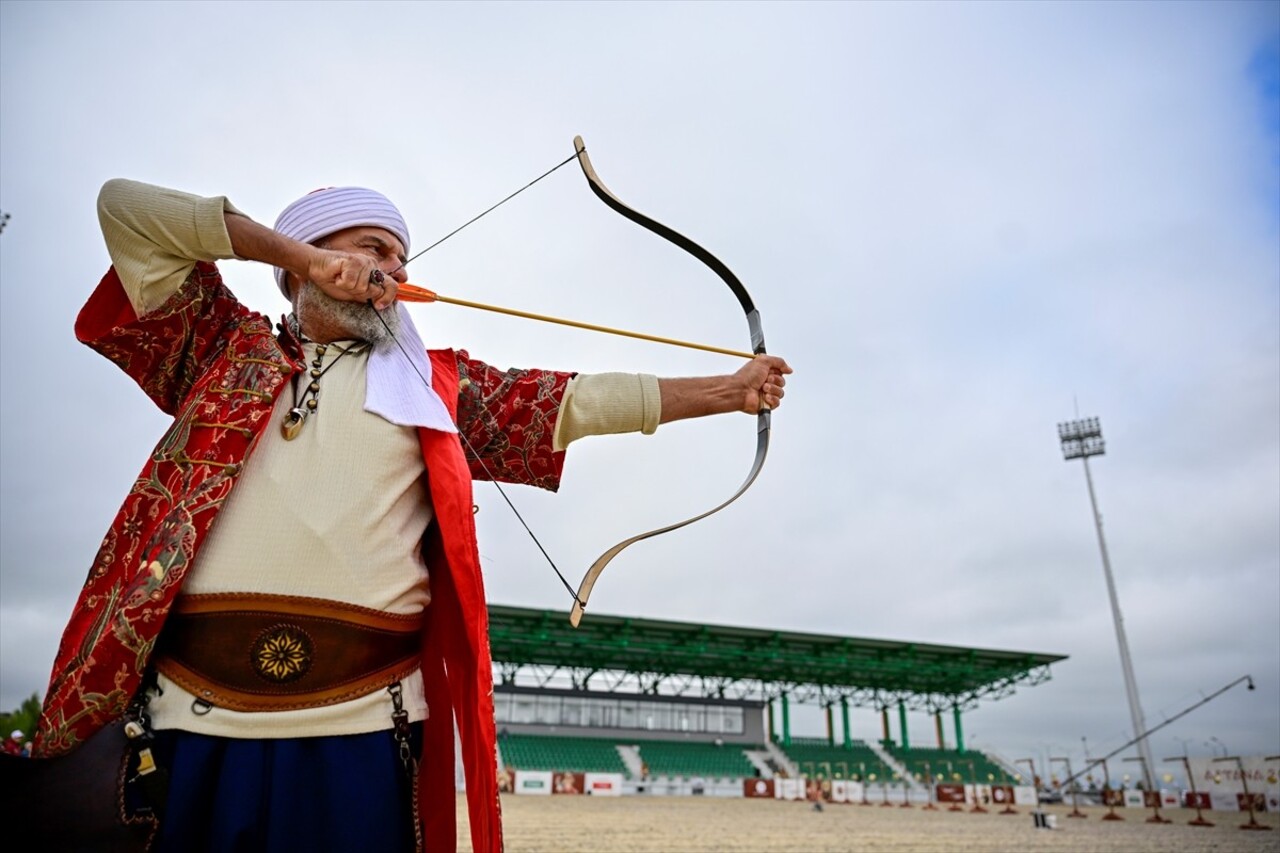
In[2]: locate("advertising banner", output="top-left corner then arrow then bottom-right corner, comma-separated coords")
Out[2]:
515,770 -> 553,795
776,778 -> 803,800
553,771 -> 585,795
1013,786 -> 1038,806
936,784 -> 966,804
1210,792 -> 1241,812
584,773 -> 623,796
1101,788 -> 1125,807
1188,756 -> 1280,811
1184,791 -> 1211,810
1238,793 -> 1267,813
1160,789 -> 1180,808
1122,790 -> 1145,809
846,782 -> 865,803
990,785 -> 1015,806
744,778 -> 775,798
830,780 -> 848,803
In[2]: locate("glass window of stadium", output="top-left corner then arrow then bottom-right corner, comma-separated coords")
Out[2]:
494,692 -> 747,736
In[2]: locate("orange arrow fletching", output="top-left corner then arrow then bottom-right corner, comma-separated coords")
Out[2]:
396,283 -> 438,303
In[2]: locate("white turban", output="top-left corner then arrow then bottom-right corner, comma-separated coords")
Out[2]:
272,187 -> 411,298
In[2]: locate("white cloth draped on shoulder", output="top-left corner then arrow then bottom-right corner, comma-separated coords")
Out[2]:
365,303 -> 458,433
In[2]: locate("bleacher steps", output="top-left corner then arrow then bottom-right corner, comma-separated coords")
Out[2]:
616,743 -> 645,780
866,740 -> 924,792
764,740 -> 798,778
744,749 -> 775,779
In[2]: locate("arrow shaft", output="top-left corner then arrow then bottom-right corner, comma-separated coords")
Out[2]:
404,288 -> 756,360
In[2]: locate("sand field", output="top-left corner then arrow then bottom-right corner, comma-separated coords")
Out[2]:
460,794 -> 1280,852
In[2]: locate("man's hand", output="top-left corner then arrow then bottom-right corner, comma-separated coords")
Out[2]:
657,354 -> 793,424
735,354 -> 792,414
224,212 -> 400,310
303,247 -> 399,310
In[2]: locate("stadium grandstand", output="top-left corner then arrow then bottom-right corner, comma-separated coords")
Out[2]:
486,604 -> 1065,795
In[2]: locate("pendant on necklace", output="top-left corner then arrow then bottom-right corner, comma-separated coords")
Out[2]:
281,407 -> 309,441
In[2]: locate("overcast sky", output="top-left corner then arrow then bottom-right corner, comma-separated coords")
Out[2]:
1,1 -> 1276,783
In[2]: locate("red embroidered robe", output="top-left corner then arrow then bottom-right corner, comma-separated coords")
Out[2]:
34,262 -> 572,852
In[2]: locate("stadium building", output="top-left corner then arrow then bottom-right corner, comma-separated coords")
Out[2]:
486,604 -> 1066,801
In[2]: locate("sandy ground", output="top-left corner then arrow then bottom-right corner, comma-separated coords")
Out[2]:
459,794 -> 1280,852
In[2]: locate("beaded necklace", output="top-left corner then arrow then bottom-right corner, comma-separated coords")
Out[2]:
280,341 -> 371,440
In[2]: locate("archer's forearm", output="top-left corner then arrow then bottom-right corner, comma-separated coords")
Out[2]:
225,212 -> 317,292
657,376 -> 743,423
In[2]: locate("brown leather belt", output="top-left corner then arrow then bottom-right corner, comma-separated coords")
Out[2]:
153,593 -> 424,712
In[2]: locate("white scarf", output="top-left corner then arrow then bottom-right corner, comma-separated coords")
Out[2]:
364,304 -> 458,434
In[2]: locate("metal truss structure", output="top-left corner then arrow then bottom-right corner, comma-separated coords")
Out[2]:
489,604 -> 1064,712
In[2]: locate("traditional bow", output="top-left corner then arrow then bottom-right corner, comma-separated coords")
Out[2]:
564,136 -> 770,626
381,136 -> 770,626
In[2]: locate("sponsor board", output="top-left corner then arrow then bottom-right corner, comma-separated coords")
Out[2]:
515,770 -> 553,795
776,778 -> 803,800
990,785 -> 1015,805
1122,790 -> 1145,809
585,773 -> 623,796
1189,756 -> 1280,811
1211,792 -> 1241,812
553,771 -> 586,795
1184,791 -> 1211,810
1237,792 -> 1267,813
1013,786 -> 1038,806
935,784 -> 966,804
744,778 -> 775,798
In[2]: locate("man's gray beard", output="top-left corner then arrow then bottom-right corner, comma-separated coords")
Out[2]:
294,283 -> 401,344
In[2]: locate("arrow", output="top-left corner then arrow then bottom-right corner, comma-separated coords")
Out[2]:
396,282 -> 757,360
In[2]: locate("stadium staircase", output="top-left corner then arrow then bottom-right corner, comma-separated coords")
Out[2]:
764,740 -> 798,778
866,739 -> 922,791
743,749 -> 775,779
616,744 -> 645,779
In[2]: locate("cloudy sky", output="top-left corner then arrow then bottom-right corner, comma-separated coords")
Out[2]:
2,1 -> 1276,783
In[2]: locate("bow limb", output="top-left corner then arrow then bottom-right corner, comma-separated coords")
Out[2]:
568,135 -> 770,627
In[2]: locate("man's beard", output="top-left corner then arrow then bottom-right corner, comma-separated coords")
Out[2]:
294,283 -> 401,344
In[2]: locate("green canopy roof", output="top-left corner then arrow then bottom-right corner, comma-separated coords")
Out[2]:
488,604 -> 1067,711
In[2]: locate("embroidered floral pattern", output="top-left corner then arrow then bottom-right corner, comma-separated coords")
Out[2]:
251,625 -> 313,683
455,349 -> 571,491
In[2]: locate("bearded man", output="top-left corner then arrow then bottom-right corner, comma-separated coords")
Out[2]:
31,179 -> 790,852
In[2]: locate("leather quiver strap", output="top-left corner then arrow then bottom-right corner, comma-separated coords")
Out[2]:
154,593 -> 425,712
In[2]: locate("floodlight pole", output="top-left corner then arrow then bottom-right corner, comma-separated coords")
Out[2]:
1058,416 -> 1155,790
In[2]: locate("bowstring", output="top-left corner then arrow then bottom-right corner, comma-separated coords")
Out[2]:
372,149 -> 585,606
388,152 -> 578,277
368,304 -> 585,607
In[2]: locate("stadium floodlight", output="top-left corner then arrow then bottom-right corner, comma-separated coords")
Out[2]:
1057,417 -> 1105,460
1058,415 -> 1155,791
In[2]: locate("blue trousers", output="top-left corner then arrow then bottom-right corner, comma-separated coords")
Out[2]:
148,726 -> 421,853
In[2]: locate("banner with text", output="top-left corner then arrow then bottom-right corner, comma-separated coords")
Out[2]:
584,773 -> 624,796
515,770 -> 553,795
1188,757 -> 1279,812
